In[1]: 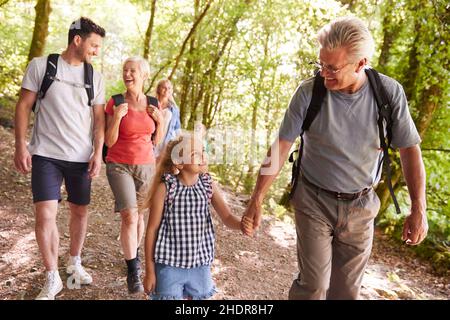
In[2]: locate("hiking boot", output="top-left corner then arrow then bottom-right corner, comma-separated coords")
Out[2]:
136,258 -> 142,276
35,271 -> 63,300
127,270 -> 144,294
66,256 -> 93,285
136,248 -> 142,273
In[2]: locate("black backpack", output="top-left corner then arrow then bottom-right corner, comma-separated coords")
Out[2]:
32,53 -> 94,112
102,94 -> 159,163
288,68 -> 401,214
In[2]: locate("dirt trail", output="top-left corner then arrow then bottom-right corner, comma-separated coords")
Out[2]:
0,126 -> 448,300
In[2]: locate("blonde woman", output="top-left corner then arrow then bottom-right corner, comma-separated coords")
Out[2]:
154,79 -> 181,159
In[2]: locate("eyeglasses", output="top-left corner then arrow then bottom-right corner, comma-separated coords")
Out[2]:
311,61 -> 353,74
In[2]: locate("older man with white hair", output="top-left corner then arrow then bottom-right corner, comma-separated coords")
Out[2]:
244,16 -> 428,300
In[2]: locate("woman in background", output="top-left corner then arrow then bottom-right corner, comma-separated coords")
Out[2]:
154,79 -> 181,160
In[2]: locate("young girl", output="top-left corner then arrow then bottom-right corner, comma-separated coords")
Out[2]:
143,133 -> 253,300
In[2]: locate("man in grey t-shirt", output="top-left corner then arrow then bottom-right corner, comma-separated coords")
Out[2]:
243,17 -> 428,299
14,17 -> 106,300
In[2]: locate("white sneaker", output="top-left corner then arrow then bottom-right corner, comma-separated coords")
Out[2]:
66,256 -> 93,285
35,271 -> 63,300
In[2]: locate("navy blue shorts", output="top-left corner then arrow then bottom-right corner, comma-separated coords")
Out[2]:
31,155 -> 91,205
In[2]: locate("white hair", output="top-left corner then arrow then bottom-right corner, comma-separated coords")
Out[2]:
123,56 -> 150,78
317,17 -> 375,63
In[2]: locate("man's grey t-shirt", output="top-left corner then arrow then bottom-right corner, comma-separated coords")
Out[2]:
279,72 -> 421,193
22,56 -> 105,162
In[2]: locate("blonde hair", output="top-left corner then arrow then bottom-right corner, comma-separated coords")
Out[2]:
317,17 -> 375,63
156,78 -> 175,104
141,133 -> 198,210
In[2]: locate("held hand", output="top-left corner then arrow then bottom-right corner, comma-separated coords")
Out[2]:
402,207 -> 428,245
143,271 -> 156,295
114,103 -> 128,120
243,198 -> 263,231
147,106 -> 162,124
241,215 -> 254,236
14,146 -> 32,174
88,154 -> 102,179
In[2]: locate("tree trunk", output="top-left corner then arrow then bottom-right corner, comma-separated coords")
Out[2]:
187,99 -> 199,129
181,0 -> 201,129
181,0 -> 253,127
201,73 -> 214,126
206,44 -> 232,128
179,33 -> 197,129
265,71 -> 276,151
200,13 -> 246,125
403,27 -> 420,101
377,2 -> 401,72
376,1 -> 447,216
200,0 -> 254,127
168,0 -> 213,80
338,0 -> 356,11
143,0 -> 157,61
27,0 -> 51,65
244,32 -> 270,193
180,0 -> 201,129
415,85 -> 442,138
375,9 -> 420,215
0,0 -> 11,7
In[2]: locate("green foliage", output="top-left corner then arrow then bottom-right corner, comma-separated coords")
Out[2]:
0,0 -> 448,273
0,1 -> 34,96
106,79 -> 126,99
264,197 -> 293,223
378,154 -> 450,276
372,0 -> 450,274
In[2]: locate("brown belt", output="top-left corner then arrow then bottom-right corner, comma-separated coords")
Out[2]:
302,175 -> 372,201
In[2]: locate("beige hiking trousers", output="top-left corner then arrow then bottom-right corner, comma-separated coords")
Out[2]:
288,174 -> 380,300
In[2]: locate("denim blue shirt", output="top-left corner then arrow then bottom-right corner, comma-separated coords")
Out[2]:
162,103 -> 181,145
154,102 -> 182,157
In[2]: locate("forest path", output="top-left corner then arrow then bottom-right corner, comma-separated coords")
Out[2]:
0,126 -> 448,300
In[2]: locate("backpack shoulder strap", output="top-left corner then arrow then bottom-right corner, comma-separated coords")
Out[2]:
145,95 -> 159,142
33,53 -> 59,112
302,72 -> 327,131
40,53 -> 59,99
146,95 -> 152,106
365,68 -> 400,214
146,95 -> 159,109
102,93 -> 125,164
111,94 -> 125,106
84,62 -> 94,106
289,72 -> 326,199
365,68 -> 393,145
